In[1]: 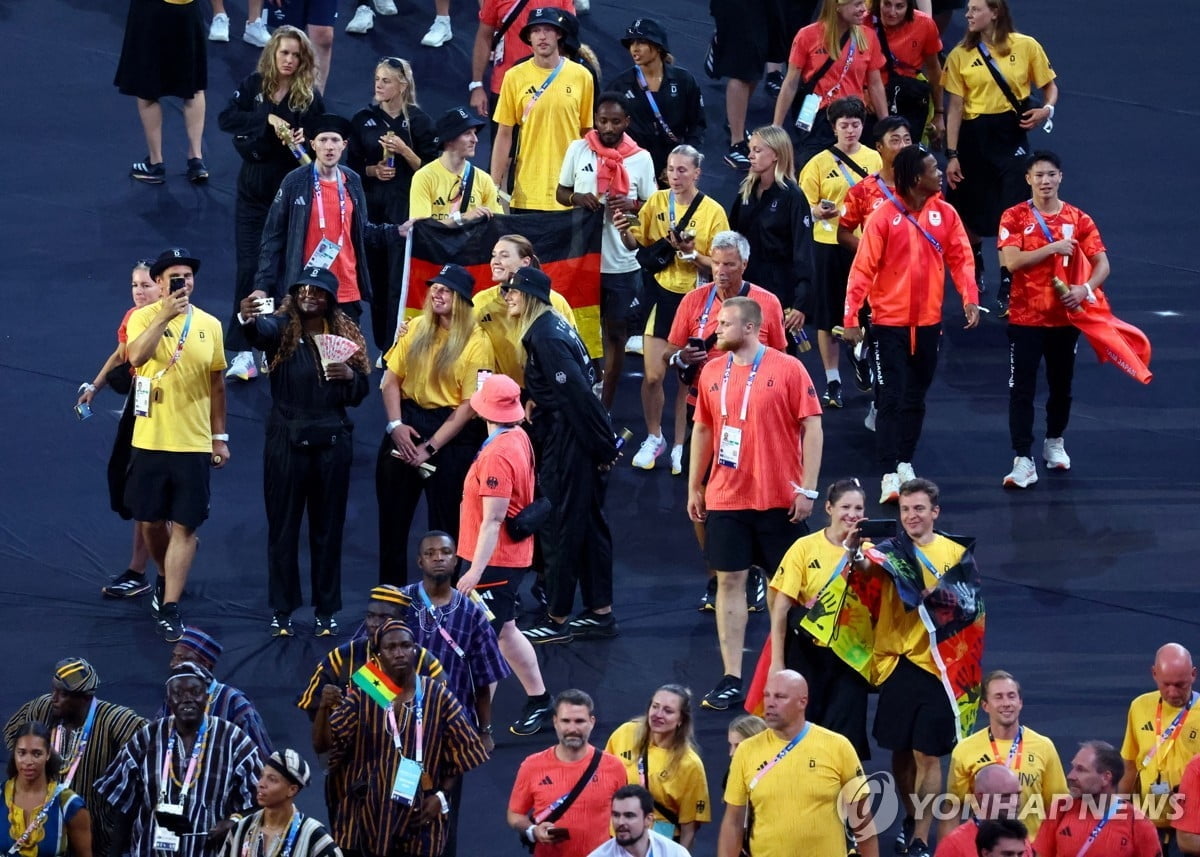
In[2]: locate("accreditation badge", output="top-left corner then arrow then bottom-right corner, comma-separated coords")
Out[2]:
391,757 -> 422,805
305,238 -> 341,270
718,426 -> 742,468
134,376 -> 153,418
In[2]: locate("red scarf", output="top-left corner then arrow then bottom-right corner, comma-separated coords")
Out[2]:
583,130 -> 642,198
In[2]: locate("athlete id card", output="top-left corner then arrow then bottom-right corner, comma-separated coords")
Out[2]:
476,369 -> 493,392
305,239 -> 340,269
134,376 -> 153,418
391,757 -> 422,804
153,803 -> 184,852
152,826 -> 181,852
718,426 -> 742,468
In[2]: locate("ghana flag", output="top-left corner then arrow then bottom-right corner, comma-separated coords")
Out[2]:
404,208 -> 604,356
352,661 -> 401,709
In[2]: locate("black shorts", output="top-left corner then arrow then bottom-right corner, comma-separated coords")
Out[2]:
705,508 -> 809,572
644,281 -> 686,340
872,656 -> 958,757
783,616 -> 872,759
946,113 -> 1029,238
279,0 -> 338,28
125,449 -> 212,530
478,565 -> 527,630
709,0 -> 772,81
812,241 -> 853,332
600,271 -> 642,326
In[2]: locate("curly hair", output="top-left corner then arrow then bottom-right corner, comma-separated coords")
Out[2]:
258,26 -> 318,114
268,296 -> 370,375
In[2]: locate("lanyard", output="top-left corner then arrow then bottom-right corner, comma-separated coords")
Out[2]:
833,153 -> 861,188
823,40 -> 857,101
696,282 -> 750,336
312,165 -> 347,248
1027,200 -> 1058,243
242,810 -> 302,857
449,162 -> 473,214
386,676 -> 426,766
878,182 -> 943,254
749,723 -> 810,790
521,59 -> 565,123
8,783 -> 67,855
151,307 -> 194,381
912,543 -> 944,583
668,192 -> 678,228
634,66 -> 679,143
533,751 -> 592,824
1141,693 -> 1197,769
158,716 -> 210,804
417,587 -> 467,659
719,346 -> 766,423
479,425 -> 514,451
1075,799 -> 1122,857
52,699 -> 98,789
988,726 -> 1024,771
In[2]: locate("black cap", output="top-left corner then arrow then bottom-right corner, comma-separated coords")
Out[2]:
620,18 -> 669,52
149,248 -> 201,279
434,107 -> 486,149
427,264 -> 476,303
306,113 -> 353,140
506,267 -> 551,304
291,265 -> 339,300
520,6 -> 572,44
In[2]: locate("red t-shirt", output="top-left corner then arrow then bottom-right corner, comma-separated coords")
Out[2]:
1032,798 -> 1162,857
788,23 -> 886,108
934,821 -> 1031,857
479,0 -> 575,96
873,11 -> 941,78
304,176 -> 360,304
997,201 -> 1106,328
694,348 -> 821,511
839,173 -> 892,232
117,305 -> 137,344
458,427 -> 536,569
508,746 -> 629,857
1173,754 -> 1200,835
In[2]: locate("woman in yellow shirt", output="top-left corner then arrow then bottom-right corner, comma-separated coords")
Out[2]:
376,263 -> 494,586
604,685 -> 711,849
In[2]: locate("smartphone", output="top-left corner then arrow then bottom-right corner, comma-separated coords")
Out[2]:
257,297 -> 275,314
546,828 -> 570,842
820,199 -> 837,209
687,337 -> 706,351
857,518 -> 897,540
74,402 -> 93,421
169,275 -> 186,293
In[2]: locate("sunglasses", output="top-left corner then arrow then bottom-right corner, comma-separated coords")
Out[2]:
379,57 -> 410,76
135,258 -> 154,268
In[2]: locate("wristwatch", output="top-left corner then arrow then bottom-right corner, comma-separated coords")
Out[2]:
424,442 -> 437,456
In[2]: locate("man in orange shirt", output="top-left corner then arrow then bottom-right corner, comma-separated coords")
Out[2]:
997,151 -> 1110,489
975,820 -> 1032,857
688,297 -> 822,711
843,145 -> 979,505
1172,753 -> 1200,855
508,689 -> 629,856
935,765 -> 1029,857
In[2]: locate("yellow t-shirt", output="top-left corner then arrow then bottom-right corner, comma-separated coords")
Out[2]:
473,285 -> 576,385
408,159 -> 501,222
946,725 -> 1067,838
631,190 -> 730,295
799,147 -> 884,246
383,316 -> 495,408
943,33 -> 1056,120
604,721 -> 712,828
870,534 -> 966,684
128,302 -> 227,453
725,724 -> 866,857
1120,690 -> 1200,825
495,58 -> 594,210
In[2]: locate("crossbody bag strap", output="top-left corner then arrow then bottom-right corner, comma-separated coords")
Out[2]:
492,0 -> 532,51
802,30 -> 852,95
828,145 -> 869,178
674,191 -> 706,231
976,44 -> 1025,115
542,748 -> 604,825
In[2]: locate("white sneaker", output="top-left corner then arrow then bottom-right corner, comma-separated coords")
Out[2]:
208,13 -> 230,41
631,435 -> 666,470
896,462 -> 916,485
864,403 -> 876,432
1043,437 -> 1071,470
573,0 -> 590,12
1003,456 -> 1038,488
421,17 -> 453,46
225,351 -> 258,381
373,0 -> 398,12
880,472 -> 900,505
670,445 -> 684,476
345,5 -> 374,33
243,19 -> 270,47
626,336 -> 644,355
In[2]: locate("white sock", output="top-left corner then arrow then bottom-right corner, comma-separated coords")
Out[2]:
436,14 -> 450,23
672,444 -> 684,453
825,368 -> 841,384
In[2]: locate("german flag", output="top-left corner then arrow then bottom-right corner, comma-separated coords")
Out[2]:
351,661 -> 401,709
405,208 -> 604,356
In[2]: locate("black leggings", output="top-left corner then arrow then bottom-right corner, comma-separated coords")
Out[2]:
1007,323 -> 1080,457
872,324 -> 941,469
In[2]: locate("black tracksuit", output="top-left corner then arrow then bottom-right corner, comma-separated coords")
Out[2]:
610,63 -> 706,182
728,178 -> 814,314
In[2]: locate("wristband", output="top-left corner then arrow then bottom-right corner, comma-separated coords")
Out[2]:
945,148 -> 959,159
435,790 -> 450,815
78,382 -> 96,395
795,487 -> 819,500
468,81 -> 484,92
1045,104 -> 1056,119
1083,283 -> 1096,303
386,419 -> 403,433
669,351 -> 683,369
479,724 -> 493,734
525,825 -> 537,843
212,433 -> 230,442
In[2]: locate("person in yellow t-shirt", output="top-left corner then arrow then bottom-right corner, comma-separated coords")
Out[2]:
1119,642 -> 1200,835
603,685 -> 711,850
798,96 -> 883,410
124,248 -> 229,644
408,107 -> 502,225
942,670 -> 1067,841
474,234 -> 576,385
376,263 -> 494,587
718,670 -> 877,857
491,8 -> 593,211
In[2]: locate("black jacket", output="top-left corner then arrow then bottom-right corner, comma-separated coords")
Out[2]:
729,179 -> 814,313
610,63 -> 706,178
346,103 -> 438,223
218,73 -> 325,168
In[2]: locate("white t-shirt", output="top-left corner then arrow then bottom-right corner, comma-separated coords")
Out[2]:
558,138 -> 656,274
585,830 -> 691,857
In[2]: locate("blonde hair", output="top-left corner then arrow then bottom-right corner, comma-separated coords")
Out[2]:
405,289 -> 477,386
375,57 -> 420,120
629,685 -> 697,779
728,714 -> 768,742
819,0 -> 869,58
514,294 -> 554,366
738,125 -> 796,203
258,26 -> 318,113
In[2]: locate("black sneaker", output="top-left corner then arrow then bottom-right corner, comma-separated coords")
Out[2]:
102,569 -> 151,599
699,577 -> 718,612
764,69 -> 784,97
701,675 -> 745,711
157,603 -> 185,643
186,158 -> 209,183
906,838 -> 931,857
314,615 -> 338,637
270,612 -> 294,638
823,379 -> 843,409
130,160 -> 165,184
851,342 -> 873,392
724,141 -> 751,170
510,697 -> 555,736
746,568 -> 767,613
894,816 -> 915,854
522,615 -> 573,645
568,610 -> 619,639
